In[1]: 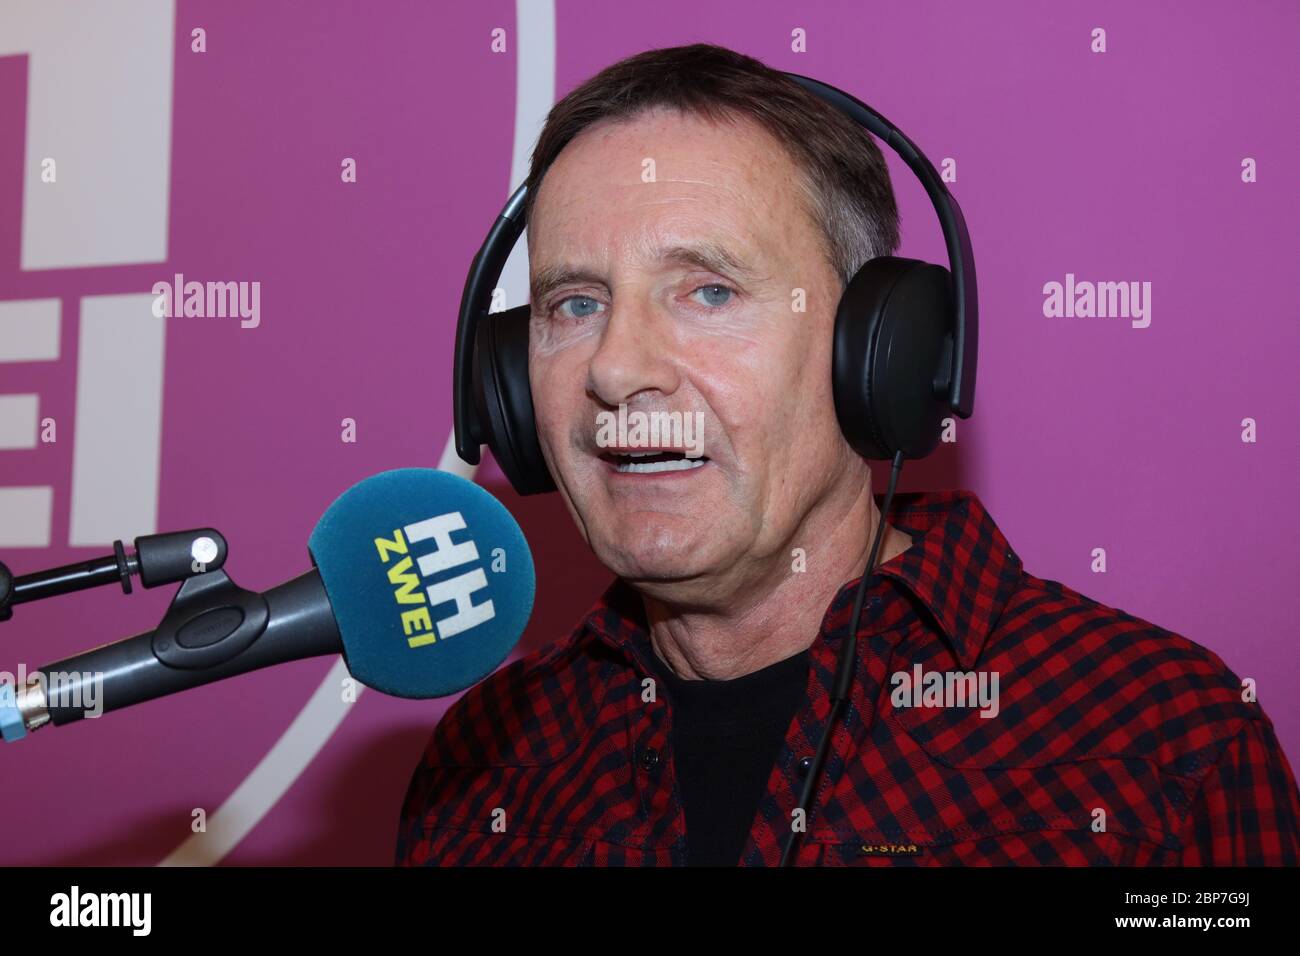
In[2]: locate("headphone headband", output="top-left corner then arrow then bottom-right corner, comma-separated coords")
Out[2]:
454,71 -> 978,467
781,73 -> 977,419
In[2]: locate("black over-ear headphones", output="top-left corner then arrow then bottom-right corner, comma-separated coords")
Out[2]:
453,71 -> 978,495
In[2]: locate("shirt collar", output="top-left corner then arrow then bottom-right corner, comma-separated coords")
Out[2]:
582,489 -> 1022,673
872,489 -> 1023,669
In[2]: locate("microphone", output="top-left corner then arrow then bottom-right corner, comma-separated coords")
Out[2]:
0,468 -> 535,742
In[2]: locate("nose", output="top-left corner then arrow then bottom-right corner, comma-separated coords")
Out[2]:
586,294 -> 681,409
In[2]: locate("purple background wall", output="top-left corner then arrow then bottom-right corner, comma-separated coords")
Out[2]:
0,0 -> 1295,865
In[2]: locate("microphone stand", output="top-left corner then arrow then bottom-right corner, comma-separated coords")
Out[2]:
1,529 -> 339,741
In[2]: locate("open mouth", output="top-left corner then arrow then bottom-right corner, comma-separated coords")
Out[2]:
600,450 -> 710,475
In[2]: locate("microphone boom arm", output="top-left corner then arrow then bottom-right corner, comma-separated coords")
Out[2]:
9,567 -> 342,736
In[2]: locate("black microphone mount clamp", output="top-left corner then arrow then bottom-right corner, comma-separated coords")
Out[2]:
0,528 -> 228,623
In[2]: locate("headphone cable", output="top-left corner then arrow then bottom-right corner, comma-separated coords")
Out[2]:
779,447 -> 905,867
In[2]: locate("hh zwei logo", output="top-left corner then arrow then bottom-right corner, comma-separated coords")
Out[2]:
374,512 -> 498,648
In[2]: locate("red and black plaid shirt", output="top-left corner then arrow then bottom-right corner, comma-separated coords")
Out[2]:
395,489 -> 1300,866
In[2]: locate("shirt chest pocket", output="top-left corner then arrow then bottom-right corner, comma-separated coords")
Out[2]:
411,812 -> 672,867
813,811 -> 1181,866
809,708 -> 1192,864
410,820 -> 597,866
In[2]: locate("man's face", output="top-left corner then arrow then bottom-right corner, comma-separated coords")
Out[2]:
527,107 -> 859,597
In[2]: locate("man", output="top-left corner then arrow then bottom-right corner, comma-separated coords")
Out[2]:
395,44 -> 1300,866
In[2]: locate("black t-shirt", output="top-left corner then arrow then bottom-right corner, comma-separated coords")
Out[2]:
647,646 -> 811,866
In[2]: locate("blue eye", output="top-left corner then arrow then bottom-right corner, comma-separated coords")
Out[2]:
555,295 -> 603,320
693,284 -> 733,308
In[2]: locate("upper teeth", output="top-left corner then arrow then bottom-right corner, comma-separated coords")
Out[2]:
616,457 -> 706,474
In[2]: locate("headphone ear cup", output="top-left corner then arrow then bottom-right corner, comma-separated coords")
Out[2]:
472,305 -> 557,495
833,256 -> 955,461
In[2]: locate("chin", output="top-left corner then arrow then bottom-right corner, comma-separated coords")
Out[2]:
593,523 -> 723,583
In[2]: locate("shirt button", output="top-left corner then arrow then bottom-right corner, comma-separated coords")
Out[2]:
640,747 -> 660,771
797,756 -> 814,777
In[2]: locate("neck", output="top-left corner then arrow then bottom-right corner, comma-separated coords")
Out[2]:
640,480 -> 912,681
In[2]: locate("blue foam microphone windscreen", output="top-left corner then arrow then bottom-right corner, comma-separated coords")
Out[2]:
308,468 -> 534,698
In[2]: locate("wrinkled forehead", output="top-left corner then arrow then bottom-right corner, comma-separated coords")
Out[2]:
526,107 -> 820,277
